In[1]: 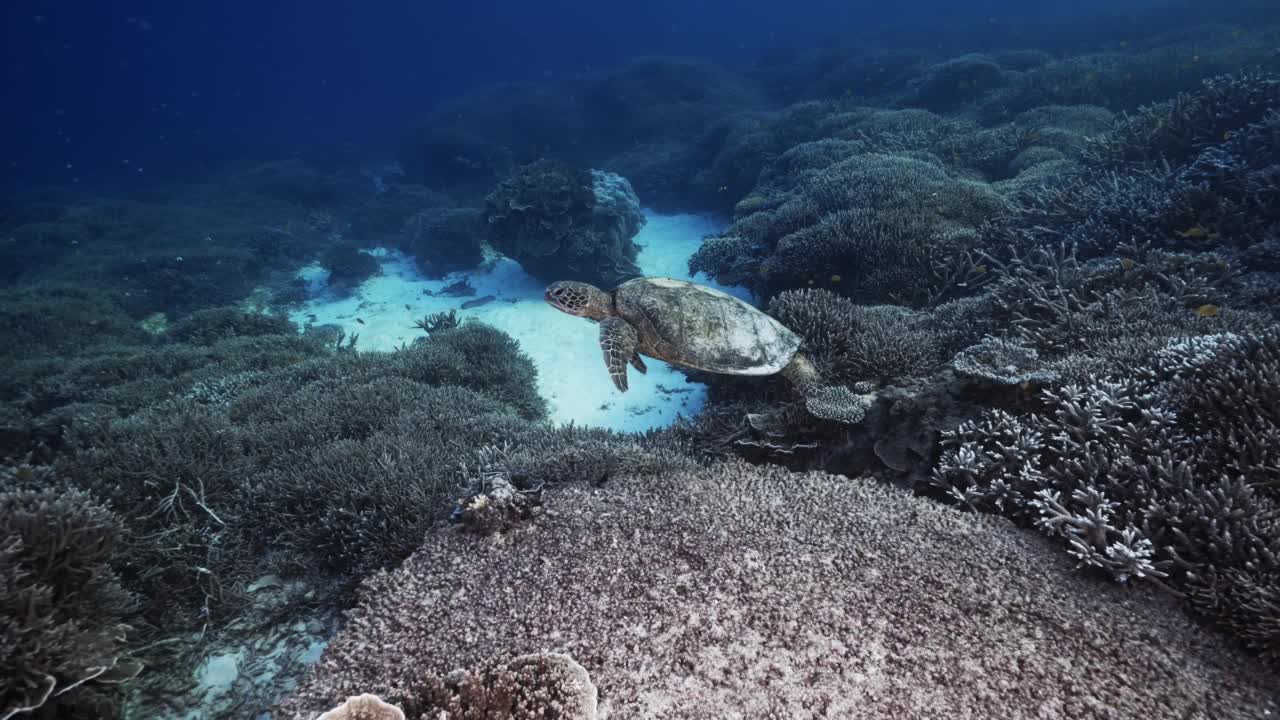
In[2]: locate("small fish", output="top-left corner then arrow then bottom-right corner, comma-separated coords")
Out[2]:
830,274 -> 842,283
1177,225 -> 1210,239
404,304 -> 411,311
461,295 -> 496,309
356,318 -> 366,325
1196,304 -> 1221,318
1120,258 -> 1135,271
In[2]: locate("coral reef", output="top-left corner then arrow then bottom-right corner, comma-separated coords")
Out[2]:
690,149 -> 1007,305
278,461 -> 1279,719
314,693 -> 404,720
310,653 -> 598,720
398,206 -> 485,278
0,481 -> 141,720
909,53 -> 1011,111
320,244 -> 380,292
1001,73 -> 1280,261
931,330 -> 1280,659
5,10 -> 1280,719
767,288 -> 983,385
484,160 -> 644,286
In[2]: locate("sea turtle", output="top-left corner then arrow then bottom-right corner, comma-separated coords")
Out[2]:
544,277 -> 869,423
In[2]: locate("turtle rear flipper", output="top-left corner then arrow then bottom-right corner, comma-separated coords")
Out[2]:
804,385 -> 873,424
630,354 -> 647,374
599,317 -> 640,392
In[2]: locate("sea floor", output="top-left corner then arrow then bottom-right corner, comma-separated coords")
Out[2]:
289,211 -> 748,432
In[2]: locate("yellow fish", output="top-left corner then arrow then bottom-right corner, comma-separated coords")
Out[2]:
1196,304 -> 1221,318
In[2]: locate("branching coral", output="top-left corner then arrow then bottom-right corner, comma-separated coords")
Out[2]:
1085,71 -> 1280,168
691,151 -> 1008,305
980,241 -> 1271,379
931,330 -> 1280,660
767,288 -> 966,384
0,486 -> 141,720
994,72 -> 1280,265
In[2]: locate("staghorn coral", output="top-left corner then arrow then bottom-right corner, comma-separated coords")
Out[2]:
166,307 -> 296,345
981,242 -> 1273,379
1086,71 -> 1280,168
389,321 -> 548,420
998,72 -> 1280,262
931,330 -> 1280,660
691,151 -> 1008,305
412,309 -> 459,335
279,460 -> 1279,719
0,485 -> 141,720
976,44 -> 1280,125
50,318 -> 692,622
768,288 -> 985,385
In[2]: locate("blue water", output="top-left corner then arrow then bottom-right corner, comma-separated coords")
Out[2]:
2,0 -> 1175,192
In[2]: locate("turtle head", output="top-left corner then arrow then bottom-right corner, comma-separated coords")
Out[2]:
545,281 -> 613,321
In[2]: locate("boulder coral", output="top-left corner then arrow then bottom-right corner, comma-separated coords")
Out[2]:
484,160 -> 644,287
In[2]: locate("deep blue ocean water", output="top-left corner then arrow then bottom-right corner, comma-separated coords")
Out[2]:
2,0 -> 1181,192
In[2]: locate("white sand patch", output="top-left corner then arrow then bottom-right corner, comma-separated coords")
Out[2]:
290,210 -> 747,432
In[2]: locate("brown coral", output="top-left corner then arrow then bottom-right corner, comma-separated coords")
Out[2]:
314,693 -> 404,720
408,652 -> 597,719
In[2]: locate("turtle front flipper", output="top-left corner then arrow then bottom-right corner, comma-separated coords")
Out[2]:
599,318 -> 640,392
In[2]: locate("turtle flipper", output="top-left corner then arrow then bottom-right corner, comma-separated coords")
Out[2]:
599,318 -> 640,392
630,354 -> 647,374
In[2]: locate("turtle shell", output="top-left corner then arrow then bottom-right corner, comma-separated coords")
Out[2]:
614,277 -> 801,375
